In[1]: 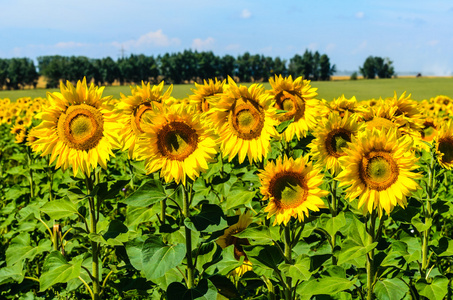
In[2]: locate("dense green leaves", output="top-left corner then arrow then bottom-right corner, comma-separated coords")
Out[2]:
39,251 -> 83,292
141,236 -> 186,280
374,278 -> 408,300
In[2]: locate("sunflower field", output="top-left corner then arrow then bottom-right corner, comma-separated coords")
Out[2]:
0,76 -> 453,300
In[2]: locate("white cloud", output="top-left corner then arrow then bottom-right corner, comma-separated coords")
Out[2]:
113,29 -> 181,50
54,41 -> 89,49
241,9 -> 251,19
352,40 -> 367,54
427,40 -> 439,46
355,11 -> 365,19
307,43 -> 318,51
225,44 -> 241,51
326,43 -> 336,52
192,37 -> 215,51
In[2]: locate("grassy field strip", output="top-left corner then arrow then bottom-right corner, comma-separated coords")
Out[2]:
0,77 -> 452,102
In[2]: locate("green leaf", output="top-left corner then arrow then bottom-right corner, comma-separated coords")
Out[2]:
103,220 -> 128,240
337,239 -> 377,266
6,233 -> 52,266
280,256 -> 312,281
415,276 -> 449,300
125,205 -> 159,228
39,251 -> 82,292
40,199 -> 79,219
184,204 -> 227,232
297,276 -> 356,298
337,216 -> 377,266
167,279 -> 218,300
195,242 -> 220,271
0,262 -> 25,284
64,187 -> 87,202
225,188 -> 257,210
97,179 -> 129,202
374,278 -> 409,300
141,236 -> 186,280
7,165 -> 27,176
325,212 -> 347,237
4,186 -> 29,200
234,225 -> 274,245
121,180 -> 167,207
411,215 -> 432,233
277,119 -> 294,133
434,237 -> 453,257
206,245 -> 243,276
244,244 -> 283,270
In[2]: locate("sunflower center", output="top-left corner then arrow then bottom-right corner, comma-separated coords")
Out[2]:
275,91 -> 305,122
438,137 -> 453,164
359,151 -> 399,191
325,129 -> 352,158
133,102 -> 153,133
58,104 -> 104,151
229,98 -> 265,140
157,121 -> 198,161
269,172 -> 308,209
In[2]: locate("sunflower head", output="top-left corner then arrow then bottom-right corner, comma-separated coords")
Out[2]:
259,155 -> 328,225
267,75 -> 320,141
328,95 -> 358,117
310,112 -> 364,174
117,81 -> 174,158
337,128 -> 422,216
189,78 -> 225,113
435,119 -> 453,170
31,78 -> 121,176
208,76 -> 278,164
136,103 -> 218,185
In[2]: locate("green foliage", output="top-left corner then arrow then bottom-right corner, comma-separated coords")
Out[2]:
359,56 -> 395,79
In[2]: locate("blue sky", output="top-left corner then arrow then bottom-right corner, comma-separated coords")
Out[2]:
1,0 -> 452,75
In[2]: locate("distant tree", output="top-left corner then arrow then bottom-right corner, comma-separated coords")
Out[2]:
7,58 -> 29,89
288,54 -> 303,78
272,57 -> 287,78
0,59 -> 9,89
219,54 -> 235,80
302,50 -> 314,79
375,57 -> 394,78
312,51 -> 321,81
319,54 -> 336,81
360,56 -> 394,79
236,52 -> 252,82
38,55 -> 66,87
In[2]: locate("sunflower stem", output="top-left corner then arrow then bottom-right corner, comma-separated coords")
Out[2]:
366,211 -> 377,300
183,183 -> 194,289
47,156 -> 54,202
86,173 -> 101,300
284,223 -> 293,300
161,199 -> 166,225
26,146 -> 34,198
422,153 -> 435,274
330,178 -> 338,265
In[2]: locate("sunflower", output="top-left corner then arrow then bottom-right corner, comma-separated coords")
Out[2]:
117,81 -> 173,158
435,119 -> 453,170
31,78 -> 121,176
328,95 -> 359,118
135,103 -> 218,185
336,128 -> 421,216
208,76 -> 278,164
189,78 -> 225,114
216,212 -> 253,277
310,112 -> 364,174
259,156 -> 328,225
386,91 -> 424,132
267,75 -> 321,141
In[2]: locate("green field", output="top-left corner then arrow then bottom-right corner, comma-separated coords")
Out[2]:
1,77 -> 452,102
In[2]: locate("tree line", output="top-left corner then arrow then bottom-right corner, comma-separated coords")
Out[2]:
0,50 -> 336,90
